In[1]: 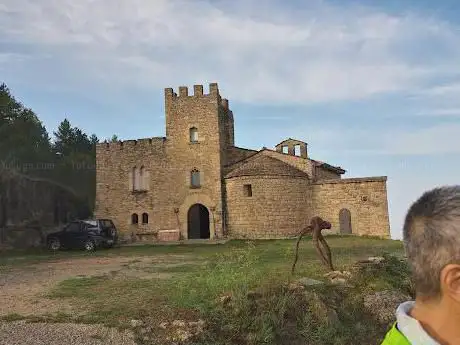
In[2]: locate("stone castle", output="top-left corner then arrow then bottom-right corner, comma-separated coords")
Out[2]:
95,83 -> 390,241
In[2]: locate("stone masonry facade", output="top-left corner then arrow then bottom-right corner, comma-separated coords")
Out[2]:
95,83 -> 390,241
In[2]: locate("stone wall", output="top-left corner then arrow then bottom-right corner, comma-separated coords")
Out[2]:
311,177 -> 390,238
315,166 -> 341,180
218,99 -> 235,157
261,149 -> 315,178
95,138 -> 175,237
275,138 -> 308,158
96,83 -> 233,240
225,175 -> 389,239
225,176 -> 312,238
224,147 -> 258,171
165,84 -> 226,239
95,82 -> 391,242
158,229 -> 181,242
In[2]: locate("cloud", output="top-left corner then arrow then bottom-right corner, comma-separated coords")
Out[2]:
0,52 -> 39,65
409,81 -> 460,117
1,0 -> 460,104
252,116 -> 291,121
0,53 -> 23,64
417,82 -> 460,96
293,122 -> 460,156
416,108 -> 460,116
384,123 -> 460,155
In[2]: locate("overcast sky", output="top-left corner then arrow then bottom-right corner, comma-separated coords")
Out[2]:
1,0 -> 459,239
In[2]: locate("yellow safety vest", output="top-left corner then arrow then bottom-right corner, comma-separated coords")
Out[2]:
381,323 -> 411,345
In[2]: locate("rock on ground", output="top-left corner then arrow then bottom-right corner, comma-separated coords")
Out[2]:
129,319 -> 143,328
296,277 -> 324,287
0,321 -> 137,345
323,271 -> 352,285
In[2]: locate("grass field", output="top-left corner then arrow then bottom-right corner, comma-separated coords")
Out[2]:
0,236 -> 406,345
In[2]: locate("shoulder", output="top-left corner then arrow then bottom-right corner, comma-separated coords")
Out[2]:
381,323 -> 412,345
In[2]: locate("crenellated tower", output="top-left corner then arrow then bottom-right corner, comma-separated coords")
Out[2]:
164,83 -> 234,150
163,82 -> 233,238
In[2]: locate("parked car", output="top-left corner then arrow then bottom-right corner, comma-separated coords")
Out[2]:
47,219 -> 118,251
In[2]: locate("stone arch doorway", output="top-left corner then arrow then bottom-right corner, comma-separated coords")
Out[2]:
187,204 -> 210,239
339,208 -> 352,234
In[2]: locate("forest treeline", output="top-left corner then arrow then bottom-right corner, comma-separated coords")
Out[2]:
0,83 -> 117,231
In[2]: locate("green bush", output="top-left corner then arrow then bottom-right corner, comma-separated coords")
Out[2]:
350,253 -> 413,297
167,246 -> 409,345
195,283 -> 386,345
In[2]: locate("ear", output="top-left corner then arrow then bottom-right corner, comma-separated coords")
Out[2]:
440,264 -> 460,303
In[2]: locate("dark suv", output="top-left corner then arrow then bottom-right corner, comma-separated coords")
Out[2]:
47,219 -> 118,252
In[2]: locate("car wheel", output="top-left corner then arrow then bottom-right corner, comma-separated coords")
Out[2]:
84,239 -> 96,252
109,229 -> 116,238
48,238 -> 61,251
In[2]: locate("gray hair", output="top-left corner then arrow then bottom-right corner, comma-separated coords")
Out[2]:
403,185 -> 460,298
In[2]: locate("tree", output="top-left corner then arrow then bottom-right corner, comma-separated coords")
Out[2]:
52,119 -> 98,217
0,84 -> 51,169
0,83 -> 54,234
0,84 -> 99,232
89,134 -> 99,146
53,119 -> 95,156
53,119 -> 74,156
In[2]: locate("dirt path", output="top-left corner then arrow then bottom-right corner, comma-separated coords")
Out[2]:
0,254 -> 195,317
0,320 -> 137,345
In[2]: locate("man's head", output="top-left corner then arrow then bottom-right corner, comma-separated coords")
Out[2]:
403,185 -> 460,303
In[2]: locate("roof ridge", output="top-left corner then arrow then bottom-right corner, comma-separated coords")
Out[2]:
224,153 -> 308,179
224,149 -> 262,169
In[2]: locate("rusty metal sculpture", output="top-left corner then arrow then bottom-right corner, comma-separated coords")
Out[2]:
291,216 -> 334,274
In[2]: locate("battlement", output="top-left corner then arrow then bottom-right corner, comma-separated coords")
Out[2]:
164,83 -> 220,99
98,137 -> 166,150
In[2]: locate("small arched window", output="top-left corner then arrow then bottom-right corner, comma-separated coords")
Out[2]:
131,213 -> 139,224
190,127 -> 198,143
191,168 -> 201,188
142,213 -> 149,224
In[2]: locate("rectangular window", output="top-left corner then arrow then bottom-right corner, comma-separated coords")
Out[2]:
191,170 -> 201,188
190,127 -> 198,142
294,144 -> 301,156
282,146 -> 288,154
244,184 -> 252,197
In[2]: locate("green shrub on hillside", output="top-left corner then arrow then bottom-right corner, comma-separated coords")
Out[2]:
167,244 -> 411,345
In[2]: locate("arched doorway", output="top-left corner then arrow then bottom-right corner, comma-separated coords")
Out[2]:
187,204 -> 210,239
339,208 -> 352,234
